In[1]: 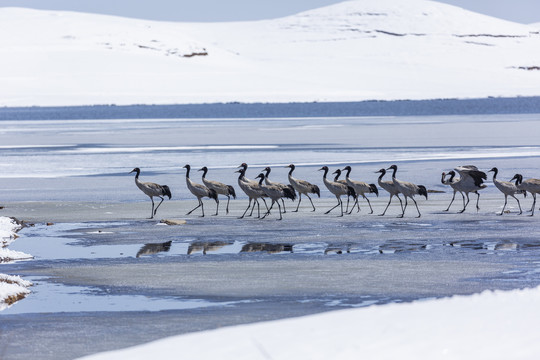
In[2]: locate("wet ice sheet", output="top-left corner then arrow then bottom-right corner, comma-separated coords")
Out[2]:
2,277 -> 253,315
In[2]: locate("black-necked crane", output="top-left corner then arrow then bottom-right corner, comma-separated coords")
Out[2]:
511,174 -> 540,216
387,165 -> 428,218
489,167 -> 523,215
332,169 -> 356,213
183,164 -> 218,217
262,166 -> 296,213
286,164 -> 320,212
199,166 -> 236,215
375,168 -> 403,216
130,167 -> 171,219
255,173 -> 296,220
443,166 -> 487,213
236,167 -> 268,219
342,166 -> 378,214
319,166 -> 354,217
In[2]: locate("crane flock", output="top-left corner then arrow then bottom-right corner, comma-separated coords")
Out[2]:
130,164 -> 537,220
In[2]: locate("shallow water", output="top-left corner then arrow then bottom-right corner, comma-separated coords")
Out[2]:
2,101 -> 540,360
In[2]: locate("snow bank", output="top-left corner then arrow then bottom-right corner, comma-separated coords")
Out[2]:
0,216 -> 22,247
0,216 -> 33,310
79,286 -> 540,360
0,216 -> 32,262
0,274 -> 32,311
1,0 -> 540,106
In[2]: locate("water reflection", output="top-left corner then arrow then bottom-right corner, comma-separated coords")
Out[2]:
240,243 -> 293,254
187,241 -> 234,255
136,241 -> 172,258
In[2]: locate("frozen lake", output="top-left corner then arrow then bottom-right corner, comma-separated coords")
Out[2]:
2,99 -> 540,359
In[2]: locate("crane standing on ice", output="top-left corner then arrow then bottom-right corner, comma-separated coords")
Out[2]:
387,165 -> 428,218
130,167 -> 172,219
183,164 -> 218,217
199,166 -> 236,215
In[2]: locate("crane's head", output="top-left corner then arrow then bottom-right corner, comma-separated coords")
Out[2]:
387,165 -> 397,171
318,166 -> 328,172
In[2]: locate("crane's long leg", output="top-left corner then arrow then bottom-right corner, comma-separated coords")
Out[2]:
347,197 -> 357,215
412,197 -> 421,218
262,200 -> 276,219
379,195 -> 393,216
475,191 -> 481,211
398,197 -> 409,218
306,194 -> 316,212
261,198 -> 270,212
444,190 -> 457,211
281,199 -> 287,214
530,193 -> 537,216
459,193 -> 471,213
293,194 -> 302,212
187,198 -> 203,216
277,201 -> 283,220
213,198 -> 219,216
200,199 -> 205,217
325,197 -> 342,215
153,196 -> 165,216
365,197 -> 374,214
239,198 -> 252,219
149,197 -> 155,219
226,195 -> 231,214
499,195 -> 508,215
511,195 -> 522,215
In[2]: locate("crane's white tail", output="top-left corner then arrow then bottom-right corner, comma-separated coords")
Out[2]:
227,185 -> 237,199
418,185 -> 428,199
162,185 -> 172,199
369,184 -> 379,196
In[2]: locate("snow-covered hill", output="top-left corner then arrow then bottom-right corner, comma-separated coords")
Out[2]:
1,0 -> 539,106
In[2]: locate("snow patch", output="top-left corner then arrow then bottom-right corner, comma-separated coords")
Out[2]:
1,0 -> 540,106
78,286 -> 540,360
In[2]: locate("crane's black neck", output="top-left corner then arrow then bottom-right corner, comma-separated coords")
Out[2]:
237,169 -> 245,181
132,168 -> 141,179
448,171 -> 455,182
257,174 -> 265,185
288,166 -> 295,176
377,169 -> 386,181
333,170 -> 341,182
200,167 -> 208,178
491,168 -> 498,179
184,165 -> 191,178
320,167 -> 329,179
263,167 -> 271,177
390,166 -> 397,178
344,167 -> 351,178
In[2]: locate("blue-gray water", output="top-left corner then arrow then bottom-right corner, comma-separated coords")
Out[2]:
1,98 -> 540,360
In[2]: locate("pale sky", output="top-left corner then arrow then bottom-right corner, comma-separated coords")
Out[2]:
0,0 -> 538,24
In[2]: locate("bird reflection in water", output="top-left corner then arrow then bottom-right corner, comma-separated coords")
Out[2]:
240,243 -> 293,254
136,240 -> 172,258
187,241 -> 233,255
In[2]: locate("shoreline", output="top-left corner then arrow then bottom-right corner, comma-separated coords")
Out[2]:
2,96 -> 540,120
